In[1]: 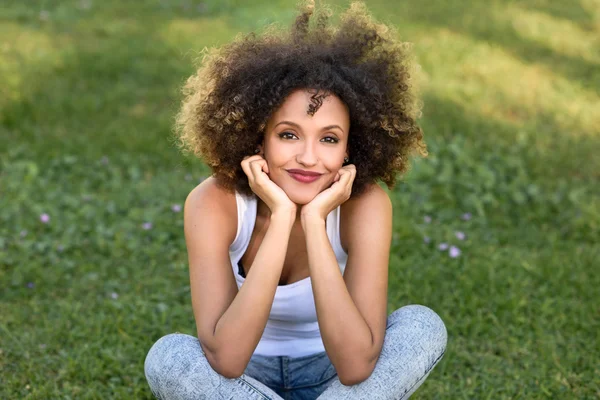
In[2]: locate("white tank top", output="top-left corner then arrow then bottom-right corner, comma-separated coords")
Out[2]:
229,191 -> 348,357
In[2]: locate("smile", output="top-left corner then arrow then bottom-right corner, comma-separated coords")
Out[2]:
287,170 -> 322,183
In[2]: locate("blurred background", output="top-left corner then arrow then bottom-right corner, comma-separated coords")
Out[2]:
1,0 -> 598,398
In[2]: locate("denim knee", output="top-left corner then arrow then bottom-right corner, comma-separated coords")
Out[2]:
388,304 -> 447,355
144,333 -> 200,387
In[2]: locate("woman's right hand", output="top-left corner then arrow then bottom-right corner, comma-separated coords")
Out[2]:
241,155 -> 297,216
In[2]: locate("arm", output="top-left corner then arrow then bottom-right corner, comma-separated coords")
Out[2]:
302,184 -> 391,386
186,178 -> 295,378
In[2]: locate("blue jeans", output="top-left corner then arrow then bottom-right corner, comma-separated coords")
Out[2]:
144,305 -> 447,399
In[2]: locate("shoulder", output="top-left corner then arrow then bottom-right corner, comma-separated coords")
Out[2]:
340,183 -> 392,251
184,176 -> 238,243
342,183 -> 391,214
186,176 -> 236,205
341,183 -> 392,225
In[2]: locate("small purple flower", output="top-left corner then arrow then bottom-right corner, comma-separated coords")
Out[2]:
110,292 -> 119,299
27,282 -> 34,289
185,173 -> 192,181
40,213 -> 50,224
171,204 -> 182,213
455,231 -> 466,240
39,343 -> 47,350
197,3 -> 208,13
423,236 -> 431,244
423,215 -> 432,224
449,246 -> 461,258
142,222 -> 153,230
461,212 -> 472,221
20,230 -> 28,238
79,0 -> 92,10
101,156 -> 109,165
57,244 -> 65,252
438,242 -> 449,251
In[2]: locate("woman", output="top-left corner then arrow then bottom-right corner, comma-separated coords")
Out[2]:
144,1 -> 446,399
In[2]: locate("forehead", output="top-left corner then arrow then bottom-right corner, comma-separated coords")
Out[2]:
269,90 -> 350,131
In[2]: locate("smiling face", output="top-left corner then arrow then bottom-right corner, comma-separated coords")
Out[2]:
260,89 -> 350,205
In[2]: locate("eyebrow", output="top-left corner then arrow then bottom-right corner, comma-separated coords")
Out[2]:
274,120 -> 345,134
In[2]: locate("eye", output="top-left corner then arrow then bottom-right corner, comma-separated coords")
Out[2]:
278,132 -> 298,140
321,136 -> 339,144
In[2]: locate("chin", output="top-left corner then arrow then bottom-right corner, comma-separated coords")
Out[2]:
274,175 -> 334,206
280,185 -> 318,205
287,192 -> 318,206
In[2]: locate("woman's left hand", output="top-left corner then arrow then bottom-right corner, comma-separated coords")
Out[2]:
301,164 -> 356,225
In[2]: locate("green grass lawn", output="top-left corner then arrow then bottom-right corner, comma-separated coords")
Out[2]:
1,0 -> 598,398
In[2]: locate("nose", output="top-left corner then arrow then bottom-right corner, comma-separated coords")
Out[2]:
296,141 -> 318,167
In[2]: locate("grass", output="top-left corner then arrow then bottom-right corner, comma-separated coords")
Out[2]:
1,0 -> 598,398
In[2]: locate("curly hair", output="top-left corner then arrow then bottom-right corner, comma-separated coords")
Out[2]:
175,0 -> 427,197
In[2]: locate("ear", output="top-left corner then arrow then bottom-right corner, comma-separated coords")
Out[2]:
258,142 -> 264,155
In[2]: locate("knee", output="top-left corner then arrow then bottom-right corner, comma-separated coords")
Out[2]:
144,333 -> 202,384
388,305 -> 447,354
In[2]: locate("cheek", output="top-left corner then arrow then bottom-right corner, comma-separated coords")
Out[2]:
325,157 -> 345,174
265,155 -> 285,176
264,143 -> 288,164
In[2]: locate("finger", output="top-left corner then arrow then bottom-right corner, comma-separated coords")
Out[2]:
241,158 -> 253,179
242,154 -> 265,165
338,168 -> 353,186
338,165 -> 353,178
249,159 -> 268,181
338,169 -> 355,195
241,154 -> 261,171
333,171 -> 341,182
342,164 -> 356,182
342,164 -> 356,174
252,155 -> 269,174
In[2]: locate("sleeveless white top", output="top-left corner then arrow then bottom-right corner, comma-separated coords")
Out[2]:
229,191 -> 348,357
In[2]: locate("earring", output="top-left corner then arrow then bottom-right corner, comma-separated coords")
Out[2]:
254,148 -> 260,154
344,157 -> 349,163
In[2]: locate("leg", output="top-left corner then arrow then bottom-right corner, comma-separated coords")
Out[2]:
317,305 -> 447,400
144,333 -> 284,400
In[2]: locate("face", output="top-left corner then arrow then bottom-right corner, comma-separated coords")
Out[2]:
260,89 -> 350,205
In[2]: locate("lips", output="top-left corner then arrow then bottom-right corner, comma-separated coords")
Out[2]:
286,169 -> 322,183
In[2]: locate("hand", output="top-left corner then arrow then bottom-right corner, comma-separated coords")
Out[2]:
301,164 -> 356,224
241,155 -> 296,216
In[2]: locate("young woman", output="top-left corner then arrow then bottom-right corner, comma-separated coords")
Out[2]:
144,1 -> 446,399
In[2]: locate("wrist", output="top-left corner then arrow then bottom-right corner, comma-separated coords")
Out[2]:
301,213 -> 326,230
271,208 -> 296,228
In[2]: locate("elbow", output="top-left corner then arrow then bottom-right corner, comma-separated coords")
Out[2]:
337,362 -> 376,386
215,364 -> 245,380
338,371 -> 370,386
204,346 -> 247,379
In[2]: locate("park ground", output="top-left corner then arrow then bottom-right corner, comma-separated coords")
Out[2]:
1,0 -> 599,398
